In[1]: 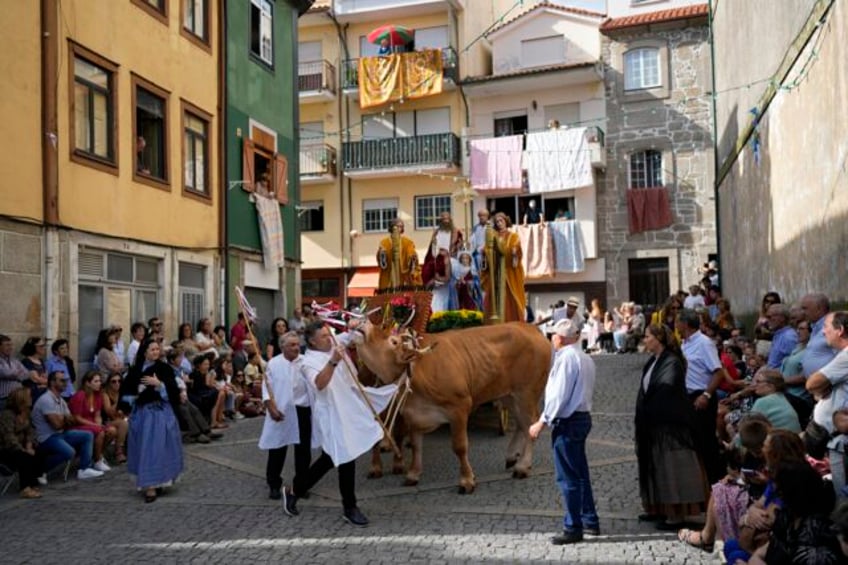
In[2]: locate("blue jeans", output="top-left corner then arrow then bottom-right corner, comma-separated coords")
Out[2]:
551,412 -> 599,533
36,430 -> 95,471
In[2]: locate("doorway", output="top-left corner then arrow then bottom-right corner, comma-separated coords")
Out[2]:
628,257 -> 669,311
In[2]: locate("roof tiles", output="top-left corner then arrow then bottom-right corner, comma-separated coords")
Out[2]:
600,3 -> 708,31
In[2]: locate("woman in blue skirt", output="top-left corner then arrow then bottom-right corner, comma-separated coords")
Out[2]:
125,338 -> 184,502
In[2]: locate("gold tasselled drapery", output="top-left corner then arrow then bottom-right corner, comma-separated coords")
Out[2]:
358,49 -> 444,109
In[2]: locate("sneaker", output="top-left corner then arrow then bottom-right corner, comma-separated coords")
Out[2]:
269,488 -> 282,501
94,459 -> 111,472
234,412 -> 245,420
584,527 -> 601,537
37,474 -> 47,486
282,489 -> 299,517
342,506 -> 369,527
77,467 -> 104,480
195,434 -> 211,444
551,530 -> 583,545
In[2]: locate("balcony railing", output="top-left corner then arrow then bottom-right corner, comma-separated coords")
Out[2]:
341,47 -> 458,90
342,133 -> 460,171
298,60 -> 336,95
300,143 -> 337,177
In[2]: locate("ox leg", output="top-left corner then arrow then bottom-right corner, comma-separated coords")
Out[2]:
367,441 -> 384,479
403,432 -> 424,487
451,413 -> 477,494
509,393 -> 540,479
499,396 -> 523,469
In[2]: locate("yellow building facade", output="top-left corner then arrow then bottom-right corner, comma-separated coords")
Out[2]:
298,0 -> 481,304
0,0 -> 221,361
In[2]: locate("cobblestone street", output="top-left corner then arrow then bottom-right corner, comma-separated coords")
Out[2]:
0,354 -> 722,564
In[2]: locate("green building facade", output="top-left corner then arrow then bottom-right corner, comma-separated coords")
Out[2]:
224,0 -> 310,345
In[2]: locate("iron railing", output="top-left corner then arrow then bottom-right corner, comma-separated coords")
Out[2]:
342,133 -> 460,171
300,143 -> 337,177
341,46 -> 458,90
297,60 -> 337,94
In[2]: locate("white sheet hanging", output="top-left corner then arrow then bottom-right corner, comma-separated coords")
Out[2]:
549,220 -> 586,273
525,127 -> 593,193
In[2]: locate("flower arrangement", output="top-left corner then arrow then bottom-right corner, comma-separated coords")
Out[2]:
426,309 -> 484,333
389,294 -> 415,325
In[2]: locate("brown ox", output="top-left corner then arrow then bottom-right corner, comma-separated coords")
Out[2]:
352,321 -> 550,493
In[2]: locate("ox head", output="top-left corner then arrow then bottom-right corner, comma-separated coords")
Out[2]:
352,321 -> 434,384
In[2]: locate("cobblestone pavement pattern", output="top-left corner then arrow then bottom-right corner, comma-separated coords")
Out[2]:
0,353 -> 722,564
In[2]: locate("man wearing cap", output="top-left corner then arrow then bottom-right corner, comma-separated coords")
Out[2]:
529,319 -> 599,545
565,297 -> 584,332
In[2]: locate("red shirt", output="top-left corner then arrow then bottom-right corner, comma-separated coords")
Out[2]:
231,321 -> 247,352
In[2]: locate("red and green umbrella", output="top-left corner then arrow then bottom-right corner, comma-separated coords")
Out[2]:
367,24 -> 414,47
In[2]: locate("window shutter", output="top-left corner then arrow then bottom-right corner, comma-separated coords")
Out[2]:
242,138 -> 256,192
274,153 -> 289,205
79,251 -> 105,279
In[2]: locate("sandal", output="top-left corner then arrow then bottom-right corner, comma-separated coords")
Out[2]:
144,489 -> 157,503
677,528 -> 714,552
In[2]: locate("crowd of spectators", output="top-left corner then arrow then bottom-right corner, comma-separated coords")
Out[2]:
0,304 -> 318,501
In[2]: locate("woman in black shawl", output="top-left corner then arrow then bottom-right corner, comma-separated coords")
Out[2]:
636,323 -> 708,529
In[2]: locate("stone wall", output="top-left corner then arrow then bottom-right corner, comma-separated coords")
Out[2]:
713,0 -> 848,314
599,24 -> 716,308
0,218 -> 43,347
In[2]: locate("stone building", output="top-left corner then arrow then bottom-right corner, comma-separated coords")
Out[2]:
598,1 -> 715,310
712,0 -> 847,313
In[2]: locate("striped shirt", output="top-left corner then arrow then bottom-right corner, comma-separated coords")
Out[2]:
0,354 -> 28,399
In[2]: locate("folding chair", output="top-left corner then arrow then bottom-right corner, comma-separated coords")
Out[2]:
0,463 -> 18,496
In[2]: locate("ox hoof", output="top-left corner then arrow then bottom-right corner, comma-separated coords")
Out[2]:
505,458 -> 518,470
392,465 -> 405,475
457,483 -> 476,495
367,469 -> 383,479
511,468 -> 530,479
403,477 -> 420,487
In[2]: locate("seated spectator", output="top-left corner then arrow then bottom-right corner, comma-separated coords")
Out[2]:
613,302 -> 634,353
177,323 -> 200,360
683,285 -> 706,310
750,370 -> 801,433
780,319 -> 812,409
0,388 -> 45,498
32,371 -> 103,480
165,349 -> 221,444
68,371 -> 115,472
754,292 -> 782,343
765,304 -> 797,370
803,421 -> 831,476
0,334 -> 29,411
94,328 -> 124,378
186,354 -> 227,429
194,318 -> 219,359
126,322 -> 147,367
213,325 -> 232,358
214,356 -> 242,421
231,369 -> 263,418
101,372 -> 128,463
46,339 -> 76,400
244,350 -> 265,390
20,337 -> 48,401
678,415 -> 771,552
598,312 -> 616,353
744,461 -> 840,564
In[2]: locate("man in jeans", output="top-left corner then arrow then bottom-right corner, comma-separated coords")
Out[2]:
529,319 -> 599,545
32,371 -> 104,480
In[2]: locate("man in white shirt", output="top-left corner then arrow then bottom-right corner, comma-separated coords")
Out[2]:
282,322 -> 396,527
259,332 -> 302,501
126,322 -> 146,366
683,285 -> 706,310
529,319 -> 598,545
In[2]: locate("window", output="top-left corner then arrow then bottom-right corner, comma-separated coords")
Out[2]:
415,195 -> 451,230
361,108 -> 450,139
624,48 -> 660,90
362,198 -> 398,234
628,257 -> 669,310
494,114 -> 528,137
242,124 -> 288,204
299,201 -> 324,232
131,0 -> 168,24
182,0 -> 208,45
182,101 -> 211,198
520,36 -> 565,68
302,278 -> 340,299
179,262 -> 205,330
544,103 -> 579,129
629,149 -> 663,188
250,0 -> 274,65
415,26 -> 449,50
72,52 -> 116,164
77,250 -> 161,370
133,75 -> 170,186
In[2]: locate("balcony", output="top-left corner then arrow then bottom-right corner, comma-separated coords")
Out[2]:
333,0 -> 463,22
300,143 -> 337,185
298,60 -> 336,103
341,47 -> 458,95
342,132 -> 460,178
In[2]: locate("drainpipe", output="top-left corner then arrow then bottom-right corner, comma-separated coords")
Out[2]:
41,0 -> 60,342
708,0 -> 721,271
218,0 -> 229,324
